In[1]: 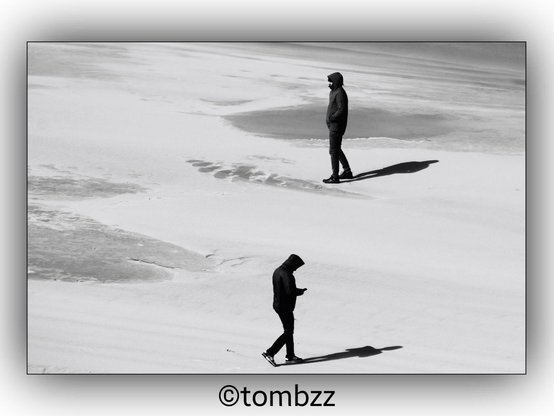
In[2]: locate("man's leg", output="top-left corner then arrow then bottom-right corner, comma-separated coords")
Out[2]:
266,339 -> 284,357
280,311 -> 295,359
266,331 -> 285,358
266,311 -> 294,357
338,148 -> 351,173
329,131 -> 342,178
329,131 -> 351,177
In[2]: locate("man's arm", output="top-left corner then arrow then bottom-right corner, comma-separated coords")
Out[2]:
283,272 -> 307,296
330,89 -> 347,121
282,271 -> 296,297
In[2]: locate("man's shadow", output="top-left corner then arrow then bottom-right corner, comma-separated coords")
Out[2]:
342,160 -> 439,183
284,345 -> 403,366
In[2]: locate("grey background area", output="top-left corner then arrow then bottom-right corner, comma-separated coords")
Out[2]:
3,2 -> 551,416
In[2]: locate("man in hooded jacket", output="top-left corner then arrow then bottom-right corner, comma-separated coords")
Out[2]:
324,72 -> 353,184
262,254 -> 307,365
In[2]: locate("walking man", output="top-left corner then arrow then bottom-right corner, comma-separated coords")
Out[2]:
262,254 -> 307,366
323,72 -> 353,184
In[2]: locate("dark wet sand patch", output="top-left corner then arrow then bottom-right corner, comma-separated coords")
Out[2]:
223,104 -> 457,141
28,43 -> 129,81
198,165 -> 222,173
201,99 -> 252,106
28,84 -> 57,90
28,204 -> 213,283
27,171 -> 211,283
28,175 -> 148,200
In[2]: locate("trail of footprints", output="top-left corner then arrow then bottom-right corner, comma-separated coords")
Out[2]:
187,159 -> 322,191
186,159 -> 369,198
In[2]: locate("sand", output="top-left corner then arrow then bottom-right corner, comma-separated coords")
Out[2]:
27,42 -> 525,374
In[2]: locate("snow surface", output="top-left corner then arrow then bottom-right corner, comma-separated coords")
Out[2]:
27,42 -> 525,374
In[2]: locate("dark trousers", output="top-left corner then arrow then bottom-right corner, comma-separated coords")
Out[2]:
266,311 -> 295,359
329,131 -> 351,177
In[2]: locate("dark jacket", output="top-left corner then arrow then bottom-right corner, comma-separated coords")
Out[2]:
326,72 -> 348,135
272,254 -> 305,313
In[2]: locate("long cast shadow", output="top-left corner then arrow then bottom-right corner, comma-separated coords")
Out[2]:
284,345 -> 403,366
342,160 -> 439,183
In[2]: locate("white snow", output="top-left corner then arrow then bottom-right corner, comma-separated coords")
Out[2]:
27,42 -> 525,374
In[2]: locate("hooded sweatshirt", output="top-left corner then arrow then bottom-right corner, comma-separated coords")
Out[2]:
326,72 -> 348,135
272,254 -> 305,313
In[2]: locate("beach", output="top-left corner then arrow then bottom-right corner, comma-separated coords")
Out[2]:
27,42 -> 525,374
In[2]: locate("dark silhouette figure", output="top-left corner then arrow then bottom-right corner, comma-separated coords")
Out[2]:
323,72 -> 353,183
264,254 -> 307,364
341,160 -> 439,183
284,345 -> 403,366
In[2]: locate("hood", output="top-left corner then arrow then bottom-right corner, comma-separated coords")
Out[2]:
328,72 -> 344,90
282,254 -> 305,271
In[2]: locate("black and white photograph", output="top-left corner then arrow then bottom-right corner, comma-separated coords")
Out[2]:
26,41 -> 525,374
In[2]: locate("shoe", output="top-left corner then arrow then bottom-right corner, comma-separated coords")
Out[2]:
262,352 -> 277,367
339,170 -> 353,180
322,176 -> 340,184
285,356 -> 304,363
